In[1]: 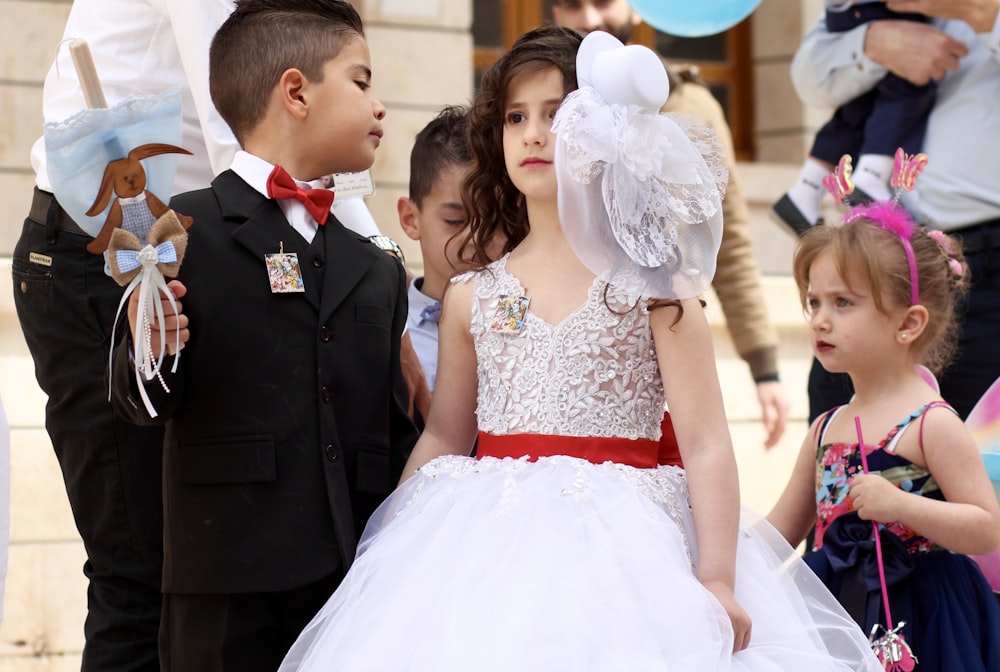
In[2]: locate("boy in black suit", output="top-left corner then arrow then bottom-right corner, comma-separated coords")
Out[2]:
112,1 -> 418,669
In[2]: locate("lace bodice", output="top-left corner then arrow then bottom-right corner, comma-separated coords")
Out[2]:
463,255 -> 665,440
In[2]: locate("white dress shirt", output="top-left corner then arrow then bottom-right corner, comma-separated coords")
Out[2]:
230,151 -> 323,242
229,151 -> 382,242
792,13 -> 1000,229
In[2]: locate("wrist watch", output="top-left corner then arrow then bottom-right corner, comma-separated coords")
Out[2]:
368,235 -> 405,265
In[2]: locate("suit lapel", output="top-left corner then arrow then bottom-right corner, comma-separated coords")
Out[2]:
216,171 -> 321,311
320,212 -> 377,324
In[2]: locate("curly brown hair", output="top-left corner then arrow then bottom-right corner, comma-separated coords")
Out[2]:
459,24 -> 583,267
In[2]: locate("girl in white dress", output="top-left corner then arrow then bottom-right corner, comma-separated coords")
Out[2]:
279,25 -> 881,671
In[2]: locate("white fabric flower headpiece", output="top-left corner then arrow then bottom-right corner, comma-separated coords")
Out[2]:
553,31 -> 727,300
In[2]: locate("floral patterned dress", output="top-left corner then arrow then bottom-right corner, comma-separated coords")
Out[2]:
806,403 -> 1000,671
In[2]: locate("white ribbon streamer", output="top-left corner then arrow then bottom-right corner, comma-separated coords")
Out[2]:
107,242 -> 182,418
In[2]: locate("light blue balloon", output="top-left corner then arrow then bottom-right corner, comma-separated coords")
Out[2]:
630,0 -> 762,38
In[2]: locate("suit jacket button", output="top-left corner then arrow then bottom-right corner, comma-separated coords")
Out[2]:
321,386 -> 331,403
312,256 -> 324,268
319,326 -> 332,342
325,444 -> 339,462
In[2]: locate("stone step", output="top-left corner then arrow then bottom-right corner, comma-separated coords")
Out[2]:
0,541 -> 86,663
8,429 -> 76,544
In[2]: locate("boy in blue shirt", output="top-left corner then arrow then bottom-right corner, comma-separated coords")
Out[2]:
397,106 -> 475,403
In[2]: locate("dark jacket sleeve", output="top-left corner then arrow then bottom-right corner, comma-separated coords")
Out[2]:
110,329 -> 184,425
388,259 -> 420,482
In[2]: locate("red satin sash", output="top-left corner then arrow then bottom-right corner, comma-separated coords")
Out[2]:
658,412 -> 682,468
477,432 -> 660,469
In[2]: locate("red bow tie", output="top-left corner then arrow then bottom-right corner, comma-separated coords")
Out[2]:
266,165 -> 335,225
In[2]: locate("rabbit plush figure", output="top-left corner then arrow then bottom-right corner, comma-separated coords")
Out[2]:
85,143 -> 194,254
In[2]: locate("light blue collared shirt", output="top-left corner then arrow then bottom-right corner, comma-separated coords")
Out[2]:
405,278 -> 440,393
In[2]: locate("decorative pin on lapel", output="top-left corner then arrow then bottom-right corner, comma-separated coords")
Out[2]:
490,294 -> 530,333
266,241 -> 305,293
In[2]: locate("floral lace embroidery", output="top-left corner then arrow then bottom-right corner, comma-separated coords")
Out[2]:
463,256 -> 665,440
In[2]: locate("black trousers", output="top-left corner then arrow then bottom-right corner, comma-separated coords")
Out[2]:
12,189 -> 164,671
160,571 -> 344,672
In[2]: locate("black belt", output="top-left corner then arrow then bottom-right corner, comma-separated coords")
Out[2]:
29,187 -> 90,237
954,217 -> 1000,254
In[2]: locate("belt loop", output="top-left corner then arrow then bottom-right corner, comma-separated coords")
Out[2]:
45,193 -> 59,245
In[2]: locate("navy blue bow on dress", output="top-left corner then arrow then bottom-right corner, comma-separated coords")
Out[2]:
419,301 -> 442,326
805,512 -> 915,634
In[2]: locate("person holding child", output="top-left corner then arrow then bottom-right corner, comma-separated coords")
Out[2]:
772,2 -> 937,235
111,1 -> 418,669
767,161 -> 1000,670
276,25 -> 880,671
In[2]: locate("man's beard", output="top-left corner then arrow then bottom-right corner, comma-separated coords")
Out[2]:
593,15 -> 633,44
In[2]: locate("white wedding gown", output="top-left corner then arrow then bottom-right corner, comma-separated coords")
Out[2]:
278,256 -> 880,671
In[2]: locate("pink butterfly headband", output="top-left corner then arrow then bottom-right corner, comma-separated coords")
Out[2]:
822,149 -> 927,306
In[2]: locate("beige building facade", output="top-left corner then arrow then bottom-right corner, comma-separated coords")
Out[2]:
0,0 -> 828,667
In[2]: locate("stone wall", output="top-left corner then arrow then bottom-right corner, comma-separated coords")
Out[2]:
0,0 -> 71,259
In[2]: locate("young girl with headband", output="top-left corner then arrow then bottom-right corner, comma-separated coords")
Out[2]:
278,26 -> 881,670
768,155 -> 1000,670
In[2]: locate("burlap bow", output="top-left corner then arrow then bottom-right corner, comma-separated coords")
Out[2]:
107,209 -> 190,418
108,209 -> 188,285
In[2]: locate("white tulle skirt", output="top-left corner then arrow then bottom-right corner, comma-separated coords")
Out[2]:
279,455 -> 881,671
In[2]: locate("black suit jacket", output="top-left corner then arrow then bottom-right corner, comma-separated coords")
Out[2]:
113,170 -> 418,594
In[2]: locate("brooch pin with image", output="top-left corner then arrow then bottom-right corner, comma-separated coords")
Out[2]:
266,241 -> 305,293
489,294 -> 530,333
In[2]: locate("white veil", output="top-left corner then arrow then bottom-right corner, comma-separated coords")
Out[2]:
553,32 -> 727,300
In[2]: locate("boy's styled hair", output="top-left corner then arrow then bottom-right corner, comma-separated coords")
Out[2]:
793,220 -> 969,374
461,24 -> 583,266
409,106 -> 471,208
210,0 -> 364,144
